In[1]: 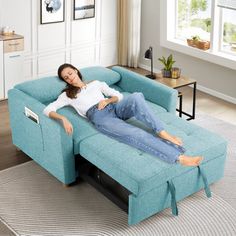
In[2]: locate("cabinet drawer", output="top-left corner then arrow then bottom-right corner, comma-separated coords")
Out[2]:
4,38 -> 24,53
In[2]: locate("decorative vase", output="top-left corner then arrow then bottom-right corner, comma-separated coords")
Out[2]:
171,67 -> 181,79
161,69 -> 171,78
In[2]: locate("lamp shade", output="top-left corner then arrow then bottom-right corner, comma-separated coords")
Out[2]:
144,47 -> 153,59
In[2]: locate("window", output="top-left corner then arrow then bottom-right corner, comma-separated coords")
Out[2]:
177,0 -> 211,41
160,0 -> 236,70
221,8 -> 236,54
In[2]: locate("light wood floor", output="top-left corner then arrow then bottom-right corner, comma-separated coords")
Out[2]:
178,86 -> 236,125
0,100 -> 31,171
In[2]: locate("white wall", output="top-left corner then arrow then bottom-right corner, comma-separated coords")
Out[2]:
0,0 -> 118,81
0,1 -> 2,27
0,41 -> 3,99
139,0 -> 236,104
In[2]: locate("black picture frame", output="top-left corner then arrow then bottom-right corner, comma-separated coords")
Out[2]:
73,0 -> 95,20
40,0 -> 65,24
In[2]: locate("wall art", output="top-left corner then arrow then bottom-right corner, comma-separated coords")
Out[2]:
74,0 -> 95,20
40,0 -> 65,24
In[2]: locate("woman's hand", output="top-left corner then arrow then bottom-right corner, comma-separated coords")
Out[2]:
61,117 -> 73,135
98,99 -> 109,110
48,111 -> 73,135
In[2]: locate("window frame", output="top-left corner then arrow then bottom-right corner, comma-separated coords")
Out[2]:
160,0 -> 236,70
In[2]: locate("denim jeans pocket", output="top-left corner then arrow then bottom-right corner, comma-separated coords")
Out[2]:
106,103 -> 114,111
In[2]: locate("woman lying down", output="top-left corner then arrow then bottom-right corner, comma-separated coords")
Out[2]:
44,63 -> 203,167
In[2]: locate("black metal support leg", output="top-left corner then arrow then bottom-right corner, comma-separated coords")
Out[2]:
192,82 -> 196,120
178,93 -> 183,118
186,82 -> 196,121
176,82 -> 197,121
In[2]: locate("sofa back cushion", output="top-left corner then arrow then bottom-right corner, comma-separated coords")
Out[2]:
15,76 -> 65,104
15,66 -> 121,104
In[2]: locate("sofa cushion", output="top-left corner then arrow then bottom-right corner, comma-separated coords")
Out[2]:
79,113 -> 227,195
15,66 -> 121,104
81,66 -> 121,85
15,76 -> 65,104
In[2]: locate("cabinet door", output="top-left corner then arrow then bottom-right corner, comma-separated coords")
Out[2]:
4,51 -> 24,98
0,41 -> 3,100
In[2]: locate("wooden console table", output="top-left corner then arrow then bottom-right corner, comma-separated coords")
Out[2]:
123,67 -> 197,120
155,74 -> 197,120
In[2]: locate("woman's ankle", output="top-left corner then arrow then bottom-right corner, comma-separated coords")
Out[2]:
158,130 -> 182,146
178,155 -> 203,167
158,130 -> 169,139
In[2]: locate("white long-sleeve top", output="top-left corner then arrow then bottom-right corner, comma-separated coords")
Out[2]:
43,80 -> 123,118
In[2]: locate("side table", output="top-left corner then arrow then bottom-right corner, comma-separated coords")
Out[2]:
155,74 -> 197,120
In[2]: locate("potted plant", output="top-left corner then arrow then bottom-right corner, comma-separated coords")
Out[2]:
187,35 -> 210,50
158,54 -> 176,78
230,42 -> 236,52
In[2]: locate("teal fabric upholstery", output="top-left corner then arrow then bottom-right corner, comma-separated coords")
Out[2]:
8,66 -> 227,225
14,66 -> 121,104
79,116 -> 227,196
128,154 -> 226,224
112,66 -> 178,114
81,66 -> 121,84
57,107 -> 99,154
8,89 -> 75,184
15,76 -> 65,104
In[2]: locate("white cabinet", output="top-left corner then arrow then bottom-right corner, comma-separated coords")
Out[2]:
4,51 -> 24,97
0,41 -> 3,100
0,35 -> 24,99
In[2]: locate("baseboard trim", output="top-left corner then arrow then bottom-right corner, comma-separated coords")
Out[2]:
138,63 -> 161,74
138,63 -> 236,105
196,85 -> 236,105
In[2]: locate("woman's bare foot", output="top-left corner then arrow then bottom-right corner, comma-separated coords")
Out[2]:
172,136 -> 182,146
158,130 -> 183,146
178,155 -> 203,166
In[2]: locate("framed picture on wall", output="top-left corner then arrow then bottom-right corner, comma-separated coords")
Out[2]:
73,0 -> 95,20
40,0 -> 65,24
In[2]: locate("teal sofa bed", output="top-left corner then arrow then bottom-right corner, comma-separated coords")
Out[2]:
8,66 -> 227,225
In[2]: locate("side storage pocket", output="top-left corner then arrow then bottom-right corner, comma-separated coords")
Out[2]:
8,90 -> 44,162
19,113 -> 44,161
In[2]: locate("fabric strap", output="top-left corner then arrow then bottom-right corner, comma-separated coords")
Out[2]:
198,166 -> 212,198
167,180 -> 178,216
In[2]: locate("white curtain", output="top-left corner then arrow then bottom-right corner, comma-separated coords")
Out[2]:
118,0 -> 142,68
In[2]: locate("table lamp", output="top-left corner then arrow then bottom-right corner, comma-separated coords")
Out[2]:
144,46 -> 155,79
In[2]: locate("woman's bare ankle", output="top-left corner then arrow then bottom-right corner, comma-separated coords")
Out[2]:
178,155 -> 203,167
158,130 -> 183,146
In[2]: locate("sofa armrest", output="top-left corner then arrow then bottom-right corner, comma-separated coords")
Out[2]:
112,66 -> 178,114
8,88 -> 76,184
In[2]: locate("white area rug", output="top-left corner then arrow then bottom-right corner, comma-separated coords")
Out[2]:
0,161 -> 236,236
192,114 -> 236,209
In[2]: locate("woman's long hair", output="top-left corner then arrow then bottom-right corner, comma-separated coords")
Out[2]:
58,63 -> 83,99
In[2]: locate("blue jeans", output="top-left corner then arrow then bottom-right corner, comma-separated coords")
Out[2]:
86,93 -> 185,164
